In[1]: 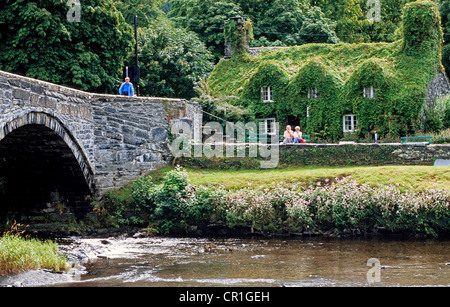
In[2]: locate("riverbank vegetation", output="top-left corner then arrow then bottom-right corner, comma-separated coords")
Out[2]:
0,227 -> 68,276
94,165 -> 450,237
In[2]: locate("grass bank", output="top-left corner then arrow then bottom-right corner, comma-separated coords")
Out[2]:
149,165 -> 450,191
0,232 -> 68,276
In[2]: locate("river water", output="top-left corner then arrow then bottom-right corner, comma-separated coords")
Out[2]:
42,236 -> 448,287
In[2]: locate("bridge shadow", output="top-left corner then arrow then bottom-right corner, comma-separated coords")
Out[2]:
0,124 -> 92,229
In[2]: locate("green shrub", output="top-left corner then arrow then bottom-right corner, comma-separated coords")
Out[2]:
153,167 -> 190,222
423,94 -> 449,132
284,195 -> 315,231
223,187 -> 277,231
435,95 -> 450,129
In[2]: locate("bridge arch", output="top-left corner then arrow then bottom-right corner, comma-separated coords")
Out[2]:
0,111 -> 94,190
0,112 -> 95,222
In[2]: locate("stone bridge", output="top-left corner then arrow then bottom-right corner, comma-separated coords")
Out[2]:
0,70 -> 201,221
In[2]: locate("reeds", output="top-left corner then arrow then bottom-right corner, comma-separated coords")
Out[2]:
0,224 -> 68,276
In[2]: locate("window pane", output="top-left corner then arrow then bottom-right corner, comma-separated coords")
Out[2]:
309,87 -> 319,98
343,115 -> 357,132
262,87 -> 272,102
265,119 -> 276,135
363,86 -> 375,98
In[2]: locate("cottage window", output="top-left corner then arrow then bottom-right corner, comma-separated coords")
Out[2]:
308,87 -> 320,99
264,118 -> 277,135
343,114 -> 358,132
261,87 -> 273,102
363,86 -> 376,99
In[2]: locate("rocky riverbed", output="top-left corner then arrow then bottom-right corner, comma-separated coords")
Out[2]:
1,234 -> 449,287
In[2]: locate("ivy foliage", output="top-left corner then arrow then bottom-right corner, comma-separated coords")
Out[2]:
242,61 -> 289,120
402,0 -> 443,53
208,1 -> 444,141
439,0 -> 450,76
224,17 -> 254,56
342,58 -> 401,136
286,59 -> 343,141
0,0 -> 134,93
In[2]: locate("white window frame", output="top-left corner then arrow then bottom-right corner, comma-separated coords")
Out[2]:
308,87 -> 320,99
343,114 -> 358,133
306,106 -> 310,118
363,86 -> 376,99
261,86 -> 273,103
264,118 -> 277,135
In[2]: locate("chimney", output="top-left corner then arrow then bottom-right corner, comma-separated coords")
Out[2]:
224,16 -> 250,59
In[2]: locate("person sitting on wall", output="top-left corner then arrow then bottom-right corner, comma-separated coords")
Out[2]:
283,125 -> 294,144
294,126 -> 306,143
119,77 -> 135,96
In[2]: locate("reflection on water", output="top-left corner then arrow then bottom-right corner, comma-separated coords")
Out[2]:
54,236 -> 450,287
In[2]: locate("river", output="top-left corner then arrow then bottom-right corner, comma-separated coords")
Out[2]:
5,235 -> 441,287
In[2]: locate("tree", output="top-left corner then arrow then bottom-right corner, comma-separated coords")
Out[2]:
137,19 -> 214,99
311,0 -> 410,43
310,0 -> 367,43
115,0 -> 166,27
236,0 -> 339,45
169,0 -> 338,59
0,0 -> 134,93
169,0 -> 245,61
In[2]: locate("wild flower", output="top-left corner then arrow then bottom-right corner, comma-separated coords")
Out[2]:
124,168 -> 450,236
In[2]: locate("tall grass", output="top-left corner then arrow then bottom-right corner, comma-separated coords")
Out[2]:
0,231 -> 68,276
416,128 -> 450,144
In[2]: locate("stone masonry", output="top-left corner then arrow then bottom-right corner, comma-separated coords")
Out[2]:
0,70 -> 202,196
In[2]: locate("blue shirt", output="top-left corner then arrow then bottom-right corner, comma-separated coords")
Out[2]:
119,82 -> 134,96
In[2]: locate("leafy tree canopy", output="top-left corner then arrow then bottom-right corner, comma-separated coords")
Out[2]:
168,0 -> 339,60
169,0 -> 245,60
115,0 -> 166,27
0,0 -> 134,93
310,0 -> 419,43
136,18 -> 214,99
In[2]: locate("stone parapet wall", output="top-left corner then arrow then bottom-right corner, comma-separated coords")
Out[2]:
279,143 -> 450,166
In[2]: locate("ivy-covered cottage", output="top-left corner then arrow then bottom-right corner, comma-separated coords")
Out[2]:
207,1 -> 450,142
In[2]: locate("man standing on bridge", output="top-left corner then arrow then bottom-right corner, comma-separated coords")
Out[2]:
119,77 -> 135,96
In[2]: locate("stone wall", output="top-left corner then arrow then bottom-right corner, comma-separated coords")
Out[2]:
425,71 -> 450,109
0,70 -> 201,196
279,143 -> 450,166
88,95 -> 201,194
